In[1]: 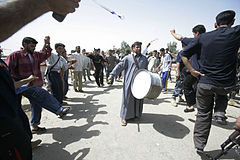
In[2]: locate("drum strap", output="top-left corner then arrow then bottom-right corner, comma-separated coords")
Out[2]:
132,54 -> 139,69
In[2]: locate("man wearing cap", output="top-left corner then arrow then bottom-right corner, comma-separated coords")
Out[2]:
108,42 -> 148,126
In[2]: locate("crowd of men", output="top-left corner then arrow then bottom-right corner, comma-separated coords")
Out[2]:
0,0 -> 240,159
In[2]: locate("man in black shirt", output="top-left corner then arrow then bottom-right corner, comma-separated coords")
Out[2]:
181,10 -> 240,153
88,48 -> 105,87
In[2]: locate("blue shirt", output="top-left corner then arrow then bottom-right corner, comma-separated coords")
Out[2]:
182,26 -> 240,87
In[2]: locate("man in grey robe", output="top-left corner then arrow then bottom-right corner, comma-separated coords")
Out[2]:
108,42 -> 148,126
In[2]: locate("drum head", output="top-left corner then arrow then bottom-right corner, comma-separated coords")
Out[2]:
131,70 -> 151,99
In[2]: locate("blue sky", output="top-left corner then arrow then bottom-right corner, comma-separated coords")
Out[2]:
1,0 -> 240,55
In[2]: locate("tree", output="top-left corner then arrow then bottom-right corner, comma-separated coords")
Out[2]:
120,41 -> 131,53
167,41 -> 178,55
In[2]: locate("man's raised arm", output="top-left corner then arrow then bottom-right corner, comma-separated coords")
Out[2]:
170,29 -> 183,41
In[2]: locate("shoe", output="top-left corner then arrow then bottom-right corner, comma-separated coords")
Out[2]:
31,139 -> 42,149
171,98 -> 177,107
121,119 -> 127,126
59,107 -> 70,118
32,126 -> 47,134
79,89 -> 84,92
184,107 -> 195,113
63,96 -> 68,100
215,116 -> 227,125
162,89 -> 167,93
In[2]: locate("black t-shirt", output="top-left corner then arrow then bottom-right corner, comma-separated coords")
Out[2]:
88,54 -> 104,69
0,59 -> 18,118
182,26 -> 240,87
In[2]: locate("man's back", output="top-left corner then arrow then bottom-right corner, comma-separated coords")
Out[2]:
197,25 -> 240,87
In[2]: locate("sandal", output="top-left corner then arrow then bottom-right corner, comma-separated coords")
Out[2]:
121,119 -> 127,126
32,127 -> 47,134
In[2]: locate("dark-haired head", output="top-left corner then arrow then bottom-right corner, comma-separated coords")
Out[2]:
131,41 -> 142,49
55,43 -> 65,49
131,41 -> 142,54
126,49 -> 131,55
22,37 -> 38,47
160,48 -> 165,52
192,25 -> 206,36
216,10 -> 235,26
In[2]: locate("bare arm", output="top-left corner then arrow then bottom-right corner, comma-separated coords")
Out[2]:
170,29 -> 183,41
0,0 -> 81,42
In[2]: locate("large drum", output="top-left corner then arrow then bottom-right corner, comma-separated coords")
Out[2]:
131,69 -> 162,99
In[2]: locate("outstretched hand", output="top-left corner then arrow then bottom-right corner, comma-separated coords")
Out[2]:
44,36 -> 50,45
170,29 -> 175,34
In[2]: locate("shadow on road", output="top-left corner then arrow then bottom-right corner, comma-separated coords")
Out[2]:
33,142 -> 90,160
128,113 -> 190,139
144,97 -> 171,105
32,85 -> 121,159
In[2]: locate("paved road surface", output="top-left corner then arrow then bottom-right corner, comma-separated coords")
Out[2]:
22,76 -> 240,160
